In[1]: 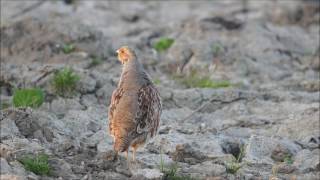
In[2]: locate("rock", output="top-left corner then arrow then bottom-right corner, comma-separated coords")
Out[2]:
61,107 -> 106,139
138,153 -> 173,169
1,108 -> 40,138
277,163 -> 296,174
99,171 -> 127,180
50,98 -> 84,117
183,161 -> 226,178
96,83 -> 117,106
171,143 -> 206,165
0,157 -> 12,174
2,138 -> 44,158
0,144 -> 13,160
0,175 -> 25,180
84,130 -> 108,148
294,149 -> 320,173
244,135 -> 301,165
77,73 -> 97,94
49,158 -> 77,179
97,135 -> 114,153
9,161 -> 29,178
0,117 -> 21,140
80,94 -> 99,108
131,168 -> 163,180
271,144 -> 292,162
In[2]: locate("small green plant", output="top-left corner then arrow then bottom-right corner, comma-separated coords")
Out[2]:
283,154 -> 293,164
153,38 -> 174,52
159,150 -> 194,180
226,161 -> 242,174
173,70 -> 231,89
226,144 -> 246,174
62,43 -> 75,54
212,43 -> 223,56
88,56 -> 102,68
153,79 -> 161,85
52,67 -> 80,97
19,154 -> 50,176
1,101 -> 11,110
13,88 -> 44,108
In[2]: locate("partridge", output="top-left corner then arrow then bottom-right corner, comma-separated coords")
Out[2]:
108,46 -> 162,161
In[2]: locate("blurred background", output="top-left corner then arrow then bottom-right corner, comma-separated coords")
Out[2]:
0,0 -> 319,180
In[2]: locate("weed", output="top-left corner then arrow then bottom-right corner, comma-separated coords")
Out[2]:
52,67 -> 80,97
159,148 -> 195,180
153,38 -> 174,52
226,144 -> 246,174
62,43 -> 75,54
88,56 -> 102,68
19,154 -> 50,176
173,70 -> 231,89
13,88 -> 44,108
283,154 -> 293,164
153,79 -> 161,85
212,43 -> 223,56
226,161 -> 242,174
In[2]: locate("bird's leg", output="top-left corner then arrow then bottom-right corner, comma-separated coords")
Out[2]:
125,149 -> 129,160
132,146 -> 138,162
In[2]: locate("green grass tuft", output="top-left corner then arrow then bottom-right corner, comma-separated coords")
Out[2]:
226,161 -> 242,174
19,154 -> 50,176
283,154 -> 293,164
62,43 -> 75,54
13,88 -> 44,108
88,56 -> 102,68
159,149 -> 195,180
226,144 -> 246,174
52,67 -> 80,97
173,70 -> 231,89
212,43 -> 223,56
153,79 -> 161,85
161,163 -> 195,180
153,38 -> 174,52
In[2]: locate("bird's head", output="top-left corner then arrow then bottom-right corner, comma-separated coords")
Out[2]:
116,46 -> 136,64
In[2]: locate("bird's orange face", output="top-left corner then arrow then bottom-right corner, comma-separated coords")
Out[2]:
116,46 -> 134,64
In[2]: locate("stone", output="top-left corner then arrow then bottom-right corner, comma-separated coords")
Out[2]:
77,73 -> 97,94
294,149 -> 320,173
50,98 -> 84,117
48,158 -> 77,179
0,175 -> 25,180
0,157 -> 12,174
244,135 -> 301,165
0,117 -> 20,140
131,168 -> 163,180
183,161 -> 226,179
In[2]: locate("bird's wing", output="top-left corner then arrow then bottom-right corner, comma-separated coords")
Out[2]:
108,87 -> 124,136
135,84 -> 162,137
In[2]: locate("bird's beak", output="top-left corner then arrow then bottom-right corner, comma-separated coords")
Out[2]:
116,50 -> 120,54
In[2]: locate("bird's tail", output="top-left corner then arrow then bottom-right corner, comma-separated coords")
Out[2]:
114,136 -> 130,153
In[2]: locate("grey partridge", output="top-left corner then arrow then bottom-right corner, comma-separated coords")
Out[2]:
108,46 -> 162,161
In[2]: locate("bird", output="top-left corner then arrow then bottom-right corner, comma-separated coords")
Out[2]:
108,46 -> 162,162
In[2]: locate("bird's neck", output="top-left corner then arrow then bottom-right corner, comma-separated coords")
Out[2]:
122,57 -> 142,73
119,57 -> 146,88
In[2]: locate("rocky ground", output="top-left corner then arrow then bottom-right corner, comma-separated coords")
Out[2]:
0,0 -> 319,180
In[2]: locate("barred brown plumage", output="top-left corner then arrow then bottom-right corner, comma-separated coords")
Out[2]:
108,46 -> 162,161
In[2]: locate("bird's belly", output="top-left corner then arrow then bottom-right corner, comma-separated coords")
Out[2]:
112,94 -> 138,135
